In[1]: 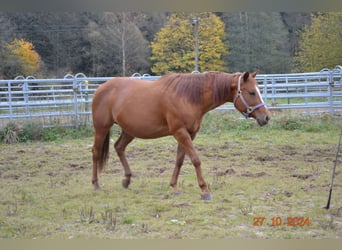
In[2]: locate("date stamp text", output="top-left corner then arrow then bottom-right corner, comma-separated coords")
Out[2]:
253,217 -> 310,227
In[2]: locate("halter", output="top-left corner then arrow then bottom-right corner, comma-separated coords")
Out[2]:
233,73 -> 265,118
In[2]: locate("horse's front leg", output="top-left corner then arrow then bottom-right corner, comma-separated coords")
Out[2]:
173,128 -> 212,200
170,144 -> 185,194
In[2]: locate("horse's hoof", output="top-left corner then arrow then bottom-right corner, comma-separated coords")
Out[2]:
122,178 -> 130,188
172,191 -> 182,196
93,183 -> 100,190
201,193 -> 212,200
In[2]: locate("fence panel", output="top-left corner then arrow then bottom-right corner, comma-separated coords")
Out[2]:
0,68 -> 341,128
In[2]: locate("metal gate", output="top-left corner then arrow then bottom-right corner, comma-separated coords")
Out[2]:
0,67 -> 341,128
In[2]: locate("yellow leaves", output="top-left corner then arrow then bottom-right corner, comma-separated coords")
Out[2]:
150,13 -> 229,74
5,38 -> 42,76
295,13 -> 342,72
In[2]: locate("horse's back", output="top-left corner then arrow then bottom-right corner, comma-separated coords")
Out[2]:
93,77 -> 157,109
92,77 -> 170,138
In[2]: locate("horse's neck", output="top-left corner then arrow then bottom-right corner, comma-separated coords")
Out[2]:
202,77 -> 235,113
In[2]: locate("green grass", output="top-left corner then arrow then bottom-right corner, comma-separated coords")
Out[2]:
0,111 -> 341,239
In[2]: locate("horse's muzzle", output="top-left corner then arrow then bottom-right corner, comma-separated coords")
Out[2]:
256,114 -> 270,127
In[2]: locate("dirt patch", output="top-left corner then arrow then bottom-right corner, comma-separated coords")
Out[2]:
2,173 -> 21,180
265,189 -> 293,198
256,156 -> 273,162
216,168 -> 236,176
256,155 -> 283,162
69,163 -> 85,170
279,145 -> 298,156
309,148 -> 334,157
104,168 -> 122,174
304,148 -> 334,162
282,165 -> 299,172
291,173 -> 314,180
283,190 -> 293,197
240,171 -> 268,178
173,203 -> 191,208
146,166 -> 169,176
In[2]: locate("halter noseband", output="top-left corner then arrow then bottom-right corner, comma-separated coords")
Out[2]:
233,74 -> 265,118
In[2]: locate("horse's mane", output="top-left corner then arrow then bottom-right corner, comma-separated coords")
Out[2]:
160,72 -> 233,105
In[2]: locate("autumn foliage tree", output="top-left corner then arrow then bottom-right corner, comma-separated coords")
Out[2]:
2,39 -> 42,78
294,12 -> 342,72
150,12 -> 228,74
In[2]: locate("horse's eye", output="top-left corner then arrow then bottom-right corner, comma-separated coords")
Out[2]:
249,91 -> 255,96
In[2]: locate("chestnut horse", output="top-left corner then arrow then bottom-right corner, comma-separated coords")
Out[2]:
91,71 -> 270,200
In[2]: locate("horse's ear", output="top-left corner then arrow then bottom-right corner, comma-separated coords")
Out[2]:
243,72 -> 249,82
251,70 -> 259,78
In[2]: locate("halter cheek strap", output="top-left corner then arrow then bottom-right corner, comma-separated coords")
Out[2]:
233,74 -> 265,118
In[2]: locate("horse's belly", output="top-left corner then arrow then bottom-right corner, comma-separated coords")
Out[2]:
115,109 -> 170,139
119,121 -> 171,139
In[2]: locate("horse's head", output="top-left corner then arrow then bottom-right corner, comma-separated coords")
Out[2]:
233,71 -> 270,126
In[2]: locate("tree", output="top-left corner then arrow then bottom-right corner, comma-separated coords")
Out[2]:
87,12 -> 151,76
1,12 -> 325,77
0,12 -> 94,76
221,12 -> 292,73
2,38 -> 42,78
150,12 -> 228,74
115,12 -> 151,76
294,12 -> 342,72
279,12 -> 312,56
0,12 -> 163,77
0,14 -> 18,79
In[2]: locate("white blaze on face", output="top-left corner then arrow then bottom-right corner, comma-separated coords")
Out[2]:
255,86 -> 265,105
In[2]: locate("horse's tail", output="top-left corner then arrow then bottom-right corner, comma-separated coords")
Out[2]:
98,131 -> 110,173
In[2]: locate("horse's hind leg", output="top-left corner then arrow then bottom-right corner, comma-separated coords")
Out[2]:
170,144 -> 185,194
92,127 -> 111,189
114,131 -> 134,188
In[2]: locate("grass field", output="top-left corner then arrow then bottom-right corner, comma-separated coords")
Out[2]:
0,111 -> 341,239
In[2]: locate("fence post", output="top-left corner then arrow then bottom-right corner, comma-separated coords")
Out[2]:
331,65 -> 342,115
72,76 -> 79,128
263,76 -> 268,105
320,68 -> 333,115
23,76 -> 35,116
328,76 -> 334,116
286,76 -> 290,105
271,78 -> 275,105
84,80 -> 89,124
23,80 -> 29,115
7,81 -> 13,121
73,73 -> 87,128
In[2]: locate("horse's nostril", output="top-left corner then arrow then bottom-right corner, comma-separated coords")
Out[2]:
265,115 -> 270,122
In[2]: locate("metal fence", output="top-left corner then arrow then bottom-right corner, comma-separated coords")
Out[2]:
0,67 -> 341,128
